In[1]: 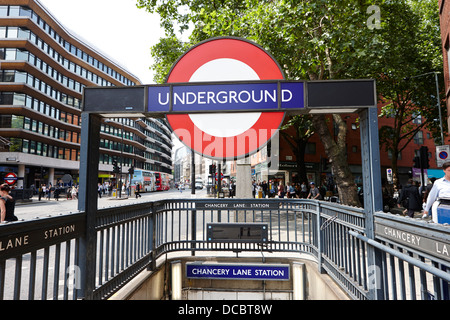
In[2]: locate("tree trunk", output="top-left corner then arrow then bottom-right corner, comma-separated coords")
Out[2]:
295,139 -> 309,185
312,114 -> 361,207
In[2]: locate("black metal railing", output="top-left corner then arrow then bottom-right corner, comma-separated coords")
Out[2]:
0,198 -> 448,300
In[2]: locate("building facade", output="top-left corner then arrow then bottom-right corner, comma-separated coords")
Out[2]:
0,0 -> 172,189
440,0 -> 450,133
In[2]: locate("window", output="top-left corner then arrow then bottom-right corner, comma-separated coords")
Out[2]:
0,6 -> 8,16
388,150 -> 402,160
13,93 -> 25,105
26,140 -> 35,155
305,142 -> 316,155
22,139 -> 29,153
414,131 -> 424,144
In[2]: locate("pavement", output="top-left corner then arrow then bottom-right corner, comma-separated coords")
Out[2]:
14,188 -> 209,222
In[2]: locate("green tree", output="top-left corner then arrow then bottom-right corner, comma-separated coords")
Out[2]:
137,0 -> 443,205
279,115 -> 315,186
375,0 -> 445,187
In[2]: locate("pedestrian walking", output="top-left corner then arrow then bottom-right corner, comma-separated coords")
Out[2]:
98,183 -> 102,198
277,183 -> 285,198
397,179 -> 422,218
71,186 -> 78,200
300,182 -> 308,199
135,183 -> 141,198
307,182 -> 322,200
54,187 -> 60,201
423,162 -> 450,222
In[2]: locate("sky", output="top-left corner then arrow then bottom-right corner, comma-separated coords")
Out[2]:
38,0 -> 165,84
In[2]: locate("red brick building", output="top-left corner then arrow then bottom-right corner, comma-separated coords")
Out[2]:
273,110 -> 438,188
440,0 -> 450,132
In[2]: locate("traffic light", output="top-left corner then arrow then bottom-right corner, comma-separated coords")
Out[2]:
128,166 -> 134,175
209,164 -> 216,174
420,146 -> 429,169
112,159 -> 120,173
413,156 -> 421,168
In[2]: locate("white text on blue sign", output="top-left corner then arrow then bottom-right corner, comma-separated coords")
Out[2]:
186,263 -> 290,281
148,81 -> 304,113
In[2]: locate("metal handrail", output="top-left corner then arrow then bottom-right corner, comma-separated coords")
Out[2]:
1,198 -> 448,300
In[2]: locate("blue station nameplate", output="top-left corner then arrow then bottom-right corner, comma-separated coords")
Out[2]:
147,81 -> 304,113
186,263 -> 290,281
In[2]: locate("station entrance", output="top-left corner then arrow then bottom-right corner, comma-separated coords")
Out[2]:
78,37 -> 384,299
1,38 -> 448,302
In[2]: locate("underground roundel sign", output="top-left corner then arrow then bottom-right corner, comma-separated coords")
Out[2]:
4,172 -> 17,185
166,37 -> 285,160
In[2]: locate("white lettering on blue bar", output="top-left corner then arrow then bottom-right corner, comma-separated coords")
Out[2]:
147,81 -> 304,113
186,263 -> 290,281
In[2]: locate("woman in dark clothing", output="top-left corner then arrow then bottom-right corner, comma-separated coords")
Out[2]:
397,179 -> 422,218
0,183 -> 17,223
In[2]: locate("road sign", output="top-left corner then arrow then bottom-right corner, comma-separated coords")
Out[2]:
386,168 -> 393,184
436,145 -> 450,167
165,37 -> 286,160
4,172 -> 17,185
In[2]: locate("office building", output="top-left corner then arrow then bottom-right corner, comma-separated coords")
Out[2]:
0,0 -> 172,188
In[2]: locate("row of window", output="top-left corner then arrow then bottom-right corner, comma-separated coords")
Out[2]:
0,5 -> 135,86
1,47 -> 88,94
143,162 -> 172,174
0,114 -> 80,144
0,92 -> 80,125
9,137 -> 79,161
0,69 -> 81,109
0,30 -> 114,89
106,117 -> 172,143
143,140 -> 172,158
98,152 -> 171,174
100,139 -> 134,154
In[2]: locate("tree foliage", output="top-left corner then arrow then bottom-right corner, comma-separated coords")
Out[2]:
137,0 -> 444,204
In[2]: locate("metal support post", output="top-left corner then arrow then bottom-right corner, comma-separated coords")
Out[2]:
191,151 -> 195,195
359,107 -> 384,299
77,112 -> 101,299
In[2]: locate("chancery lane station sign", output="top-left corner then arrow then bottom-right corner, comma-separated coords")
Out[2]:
186,262 -> 290,281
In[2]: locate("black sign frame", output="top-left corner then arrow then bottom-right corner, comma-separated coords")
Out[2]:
207,223 -> 269,243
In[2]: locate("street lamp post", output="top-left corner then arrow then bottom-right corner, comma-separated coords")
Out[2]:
408,71 -> 444,144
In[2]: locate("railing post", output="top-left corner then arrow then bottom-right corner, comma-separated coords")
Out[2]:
191,206 -> 196,256
148,202 -> 156,271
359,107 -> 384,300
77,112 -> 101,299
316,201 -> 324,273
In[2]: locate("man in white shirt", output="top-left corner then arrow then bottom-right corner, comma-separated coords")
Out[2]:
423,161 -> 450,221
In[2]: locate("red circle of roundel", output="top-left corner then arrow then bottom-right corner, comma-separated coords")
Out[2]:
166,37 -> 285,159
4,172 -> 17,185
